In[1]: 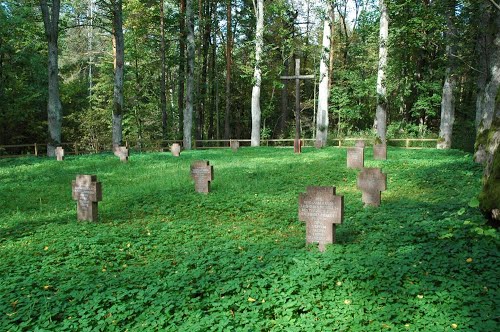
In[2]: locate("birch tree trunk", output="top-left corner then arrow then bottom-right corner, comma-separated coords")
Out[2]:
315,7 -> 332,148
375,0 -> 388,143
160,0 -> 168,140
437,0 -> 457,149
178,0 -> 186,138
112,0 -> 124,147
224,0 -> 232,139
40,0 -> 62,157
251,0 -> 263,146
184,0 -> 194,149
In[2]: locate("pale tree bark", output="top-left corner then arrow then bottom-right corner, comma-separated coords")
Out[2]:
224,0 -> 232,139
476,4 -> 500,223
251,0 -> 263,146
112,0 -> 124,147
184,0 -> 194,149
437,0 -> 457,149
178,0 -> 186,138
315,5 -> 332,148
40,0 -> 62,156
375,0 -> 388,143
475,4 -> 500,164
160,0 -> 168,140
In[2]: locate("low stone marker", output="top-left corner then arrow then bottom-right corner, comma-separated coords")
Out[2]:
355,140 -> 366,148
357,168 -> 387,207
55,147 -> 64,161
347,147 -> 364,169
230,140 -> 239,152
373,144 -> 387,160
190,160 -> 214,194
298,186 -> 344,252
171,143 -> 181,157
72,175 -> 102,221
113,146 -> 129,162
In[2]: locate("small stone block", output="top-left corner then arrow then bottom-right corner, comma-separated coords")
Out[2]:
373,144 -> 387,160
72,175 -> 102,221
190,160 -> 214,194
113,146 -> 129,162
298,186 -> 344,252
347,147 -> 364,169
230,140 -> 240,152
55,147 -> 64,161
357,168 -> 387,207
171,143 -> 181,157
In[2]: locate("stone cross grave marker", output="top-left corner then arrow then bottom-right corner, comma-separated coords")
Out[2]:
114,146 -> 129,162
190,160 -> 214,194
298,186 -> 344,252
171,143 -> 181,157
280,58 -> 314,153
357,167 -> 387,207
373,144 -> 387,160
72,175 -> 102,221
55,147 -> 64,161
347,147 -> 364,169
230,140 -> 240,152
355,140 -> 366,148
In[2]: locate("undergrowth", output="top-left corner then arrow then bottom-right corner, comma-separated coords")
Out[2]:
0,147 -> 498,331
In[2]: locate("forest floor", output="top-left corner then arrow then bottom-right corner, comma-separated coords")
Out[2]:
0,147 -> 498,331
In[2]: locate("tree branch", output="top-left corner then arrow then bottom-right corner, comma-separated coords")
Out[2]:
487,0 -> 500,11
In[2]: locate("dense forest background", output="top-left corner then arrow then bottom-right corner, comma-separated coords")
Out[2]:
0,0 -> 494,151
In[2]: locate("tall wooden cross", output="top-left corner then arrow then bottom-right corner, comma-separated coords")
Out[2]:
280,58 -> 314,153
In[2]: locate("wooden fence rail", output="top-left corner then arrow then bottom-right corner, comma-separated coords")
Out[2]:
0,138 -> 439,158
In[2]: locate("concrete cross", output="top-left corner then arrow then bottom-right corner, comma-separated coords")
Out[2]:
230,139 -> 239,152
299,186 -> 344,252
190,160 -> 214,194
357,168 -> 387,207
280,58 -> 314,153
171,143 -> 181,157
113,146 -> 129,162
72,175 -> 102,221
55,147 -> 64,161
373,144 -> 387,160
347,147 -> 364,169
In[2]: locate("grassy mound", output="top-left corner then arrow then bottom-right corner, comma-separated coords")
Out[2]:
0,147 -> 498,331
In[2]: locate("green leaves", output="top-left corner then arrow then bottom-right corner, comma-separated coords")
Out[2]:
0,148 -> 497,331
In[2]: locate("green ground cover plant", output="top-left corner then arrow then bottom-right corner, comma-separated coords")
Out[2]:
0,147 -> 498,331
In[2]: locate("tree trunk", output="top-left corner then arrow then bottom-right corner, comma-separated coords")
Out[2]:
278,57 -> 289,137
112,0 -> 124,147
198,0 -> 211,141
315,9 -> 332,148
178,0 -> 186,139
475,4 -> 500,223
208,1 -> 217,140
40,0 -> 62,157
437,0 -> 457,149
184,0 -> 194,149
224,0 -> 232,139
475,5 -> 500,164
160,0 -> 168,140
251,0 -> 263,146
375,0 -> 388,143
474,2 -> 492,131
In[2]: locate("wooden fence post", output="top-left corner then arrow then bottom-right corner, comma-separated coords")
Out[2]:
74,143 -> 78,155
34,143 -> 38,157
406,139 -> 410,148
